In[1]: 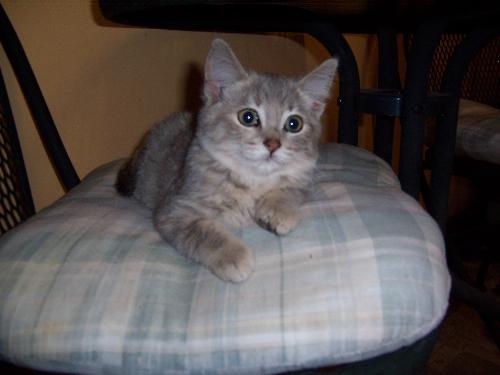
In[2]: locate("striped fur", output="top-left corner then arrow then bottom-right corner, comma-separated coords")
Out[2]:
117,39 -> 337,282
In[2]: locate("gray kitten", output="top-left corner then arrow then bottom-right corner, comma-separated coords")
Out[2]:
116,39 -> 337,282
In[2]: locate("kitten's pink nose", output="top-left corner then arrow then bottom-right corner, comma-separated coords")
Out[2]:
264,138 -> 281,154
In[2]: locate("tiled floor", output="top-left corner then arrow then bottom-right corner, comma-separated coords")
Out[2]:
428,298 -> 500,374
427,258 -> 500,374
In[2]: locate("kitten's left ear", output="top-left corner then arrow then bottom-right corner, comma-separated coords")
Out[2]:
204,39 -> 248,102
299,58 -> 338,112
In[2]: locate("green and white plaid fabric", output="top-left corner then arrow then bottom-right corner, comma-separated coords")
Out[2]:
0,144 -> 450,374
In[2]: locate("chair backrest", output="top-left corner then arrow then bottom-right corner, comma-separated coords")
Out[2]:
426,34 -> 500,109
0,69 -> 35,234
0,4 -> 81,235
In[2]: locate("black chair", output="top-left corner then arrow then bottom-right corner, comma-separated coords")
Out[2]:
0,65 -> 35,234
0,2 -> 463,373
0,4 -> 79,235
417,31 -> 500,347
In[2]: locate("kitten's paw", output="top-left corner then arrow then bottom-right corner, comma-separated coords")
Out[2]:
209,244 -> 255,283
255,204 -> 300,235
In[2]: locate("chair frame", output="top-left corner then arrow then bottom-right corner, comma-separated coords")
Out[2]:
423,31 -> 500,345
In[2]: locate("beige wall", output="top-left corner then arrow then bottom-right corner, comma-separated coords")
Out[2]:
304,33 -> 378,147
0,0 -> 377,210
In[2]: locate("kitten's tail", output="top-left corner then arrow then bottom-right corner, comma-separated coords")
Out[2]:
115,149 -> 143,196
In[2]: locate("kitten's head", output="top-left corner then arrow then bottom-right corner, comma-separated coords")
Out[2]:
198,39 -> 338,180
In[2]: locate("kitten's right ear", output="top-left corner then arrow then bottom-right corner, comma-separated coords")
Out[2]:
204,39 -> 248,102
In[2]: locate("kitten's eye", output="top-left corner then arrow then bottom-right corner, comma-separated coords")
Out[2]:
237,108 -> 260,127
284,115 -> 303,133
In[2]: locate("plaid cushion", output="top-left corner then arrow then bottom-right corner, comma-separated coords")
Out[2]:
0,144 -> 450,374
456,99 -> 500,165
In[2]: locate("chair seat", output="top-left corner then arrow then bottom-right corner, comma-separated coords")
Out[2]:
0,143 -> 450,374
456,99 -> 500,165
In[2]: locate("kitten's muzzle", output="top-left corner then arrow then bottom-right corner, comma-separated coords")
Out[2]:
263,138 -> 281,154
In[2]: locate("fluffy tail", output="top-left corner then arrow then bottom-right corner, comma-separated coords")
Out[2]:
115,149 -> 143,196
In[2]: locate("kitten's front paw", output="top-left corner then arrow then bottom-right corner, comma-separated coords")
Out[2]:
209,244 -> 255,283
255,204 -> 300,235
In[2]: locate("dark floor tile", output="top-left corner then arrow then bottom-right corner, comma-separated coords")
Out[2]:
427,298 -> 500,375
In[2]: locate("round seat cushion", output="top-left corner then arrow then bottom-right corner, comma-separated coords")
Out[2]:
0,143 -> 450,374
456,99 -> 500,165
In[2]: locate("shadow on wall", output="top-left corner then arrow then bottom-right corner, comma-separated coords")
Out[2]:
183,63 -> 204,114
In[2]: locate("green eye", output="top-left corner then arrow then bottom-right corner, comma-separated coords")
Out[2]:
284,115 -> 303,133
237,108 -> 260,127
